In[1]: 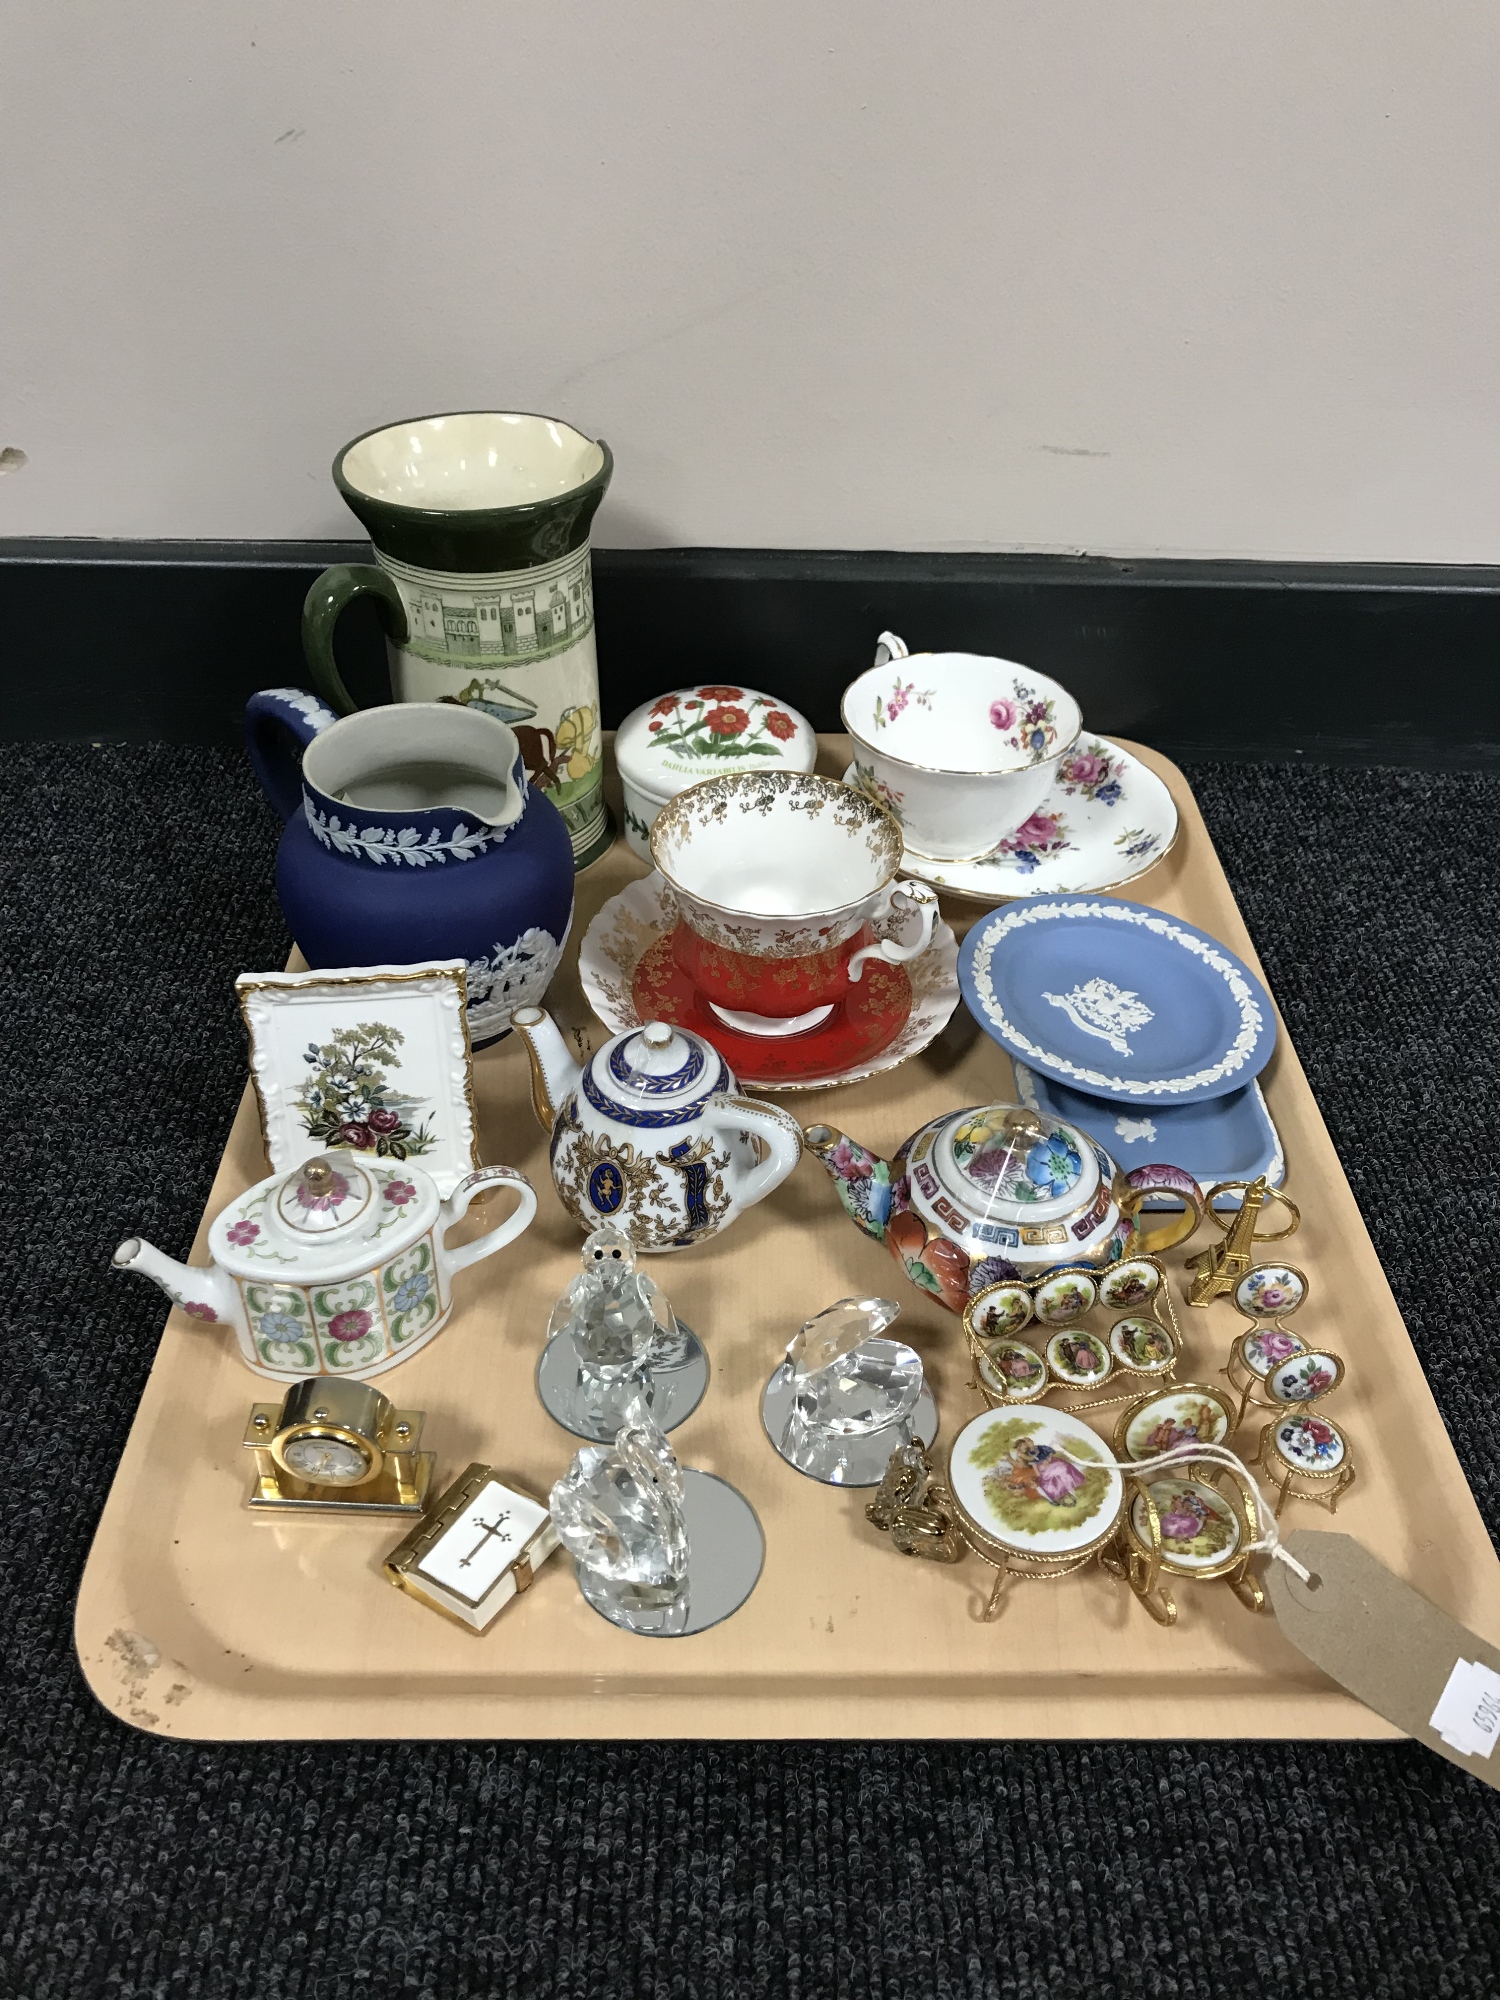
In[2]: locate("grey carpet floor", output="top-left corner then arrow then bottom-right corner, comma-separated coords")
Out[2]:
5,743 -> 1500,2000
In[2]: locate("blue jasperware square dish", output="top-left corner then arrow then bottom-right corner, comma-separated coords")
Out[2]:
1011,1062 -> 1284,1209
958,895 -> 1276,1107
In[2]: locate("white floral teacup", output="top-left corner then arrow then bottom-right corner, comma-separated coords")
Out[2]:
843,633 -> 1082,861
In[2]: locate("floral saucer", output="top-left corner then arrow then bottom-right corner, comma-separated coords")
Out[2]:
844,736 -> 1177,903
579,872 -> 961,1093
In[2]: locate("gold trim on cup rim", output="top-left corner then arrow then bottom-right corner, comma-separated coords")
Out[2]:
647,770 -> 907,925
841,655 -> 1084,780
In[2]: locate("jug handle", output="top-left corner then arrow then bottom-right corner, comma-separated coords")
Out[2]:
439,1164 -> 538,1276
703,1096 -> 803,1210
245,687 -> 341,822
302,564 -> 410,717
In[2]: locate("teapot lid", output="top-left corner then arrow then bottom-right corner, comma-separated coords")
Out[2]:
934,1104 -> 1101,1227
210,1148 -> 438,1278
272,1153 -> 380,1236
584,1021 -> 733,1122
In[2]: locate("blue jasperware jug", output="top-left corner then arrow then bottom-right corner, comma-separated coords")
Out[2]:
246,688 -> 575,1045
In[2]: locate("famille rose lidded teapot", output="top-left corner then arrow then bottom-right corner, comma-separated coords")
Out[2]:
513,1008 -> 803,1251
113,1151 -> 536,1382
803,1104 -> 1203,1314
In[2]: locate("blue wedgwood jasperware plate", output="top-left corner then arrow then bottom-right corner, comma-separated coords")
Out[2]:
958,895 -> 1276,1106
1011,1062 -> 1284,1207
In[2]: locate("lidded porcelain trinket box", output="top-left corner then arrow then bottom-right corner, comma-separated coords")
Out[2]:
114,1150 -> 536,1381
613,684 -> 816,859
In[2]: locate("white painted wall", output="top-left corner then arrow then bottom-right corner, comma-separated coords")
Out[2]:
4,3 -> 1498,560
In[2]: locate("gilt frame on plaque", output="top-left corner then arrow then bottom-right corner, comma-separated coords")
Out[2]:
236,961 -> 481,1199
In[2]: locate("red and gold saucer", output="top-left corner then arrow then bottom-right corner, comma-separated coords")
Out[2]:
579,873 -> 962,1093
631,933 -> 912,1084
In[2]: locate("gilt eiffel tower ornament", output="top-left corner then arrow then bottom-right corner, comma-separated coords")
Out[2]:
1184,1175 -> 1301,1307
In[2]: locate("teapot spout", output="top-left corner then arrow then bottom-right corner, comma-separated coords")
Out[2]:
112,1236 -> 238,1328
802,1124 -> 894,1243
511,1007 -> 583,1133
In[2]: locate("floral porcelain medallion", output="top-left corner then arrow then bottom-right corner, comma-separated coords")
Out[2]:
948,1407 -> 1124,1560
1267,1412 -> 1348,1473
1237,1327 -> 1307,1379
1266,1349 -> 1345,1406
1234,1265 -> 1308,1320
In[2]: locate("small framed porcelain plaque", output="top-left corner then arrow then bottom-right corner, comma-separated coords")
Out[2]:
384,1463 -> 560,1632
237,962 -> 480,1198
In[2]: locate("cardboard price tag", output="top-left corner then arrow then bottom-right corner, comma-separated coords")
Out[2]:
1266,1531 -> 1500,1789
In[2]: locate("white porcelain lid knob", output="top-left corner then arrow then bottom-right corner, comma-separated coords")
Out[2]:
622,1020 -> 694,1079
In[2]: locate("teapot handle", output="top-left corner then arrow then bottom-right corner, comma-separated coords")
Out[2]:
245,687 -> 341,823
702,1096 -> 803,1212
438,1164 -> 538,1276
1118,1163 -> 1205,1257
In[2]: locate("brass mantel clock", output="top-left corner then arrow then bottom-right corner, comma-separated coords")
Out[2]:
242,1377 -> 434,1515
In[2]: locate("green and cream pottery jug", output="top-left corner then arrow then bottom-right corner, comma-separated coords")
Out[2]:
304,411 -> 614,869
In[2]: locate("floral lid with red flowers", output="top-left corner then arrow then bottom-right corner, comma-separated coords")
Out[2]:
615,684 -> 817,805
207,1148 -> 440,1280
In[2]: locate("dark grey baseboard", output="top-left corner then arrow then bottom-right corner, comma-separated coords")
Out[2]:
4,538 -> 1498,764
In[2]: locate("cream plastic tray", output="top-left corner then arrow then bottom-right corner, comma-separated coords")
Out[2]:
76,741 -> 1500,1738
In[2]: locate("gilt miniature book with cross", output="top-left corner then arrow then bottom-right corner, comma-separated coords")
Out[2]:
383,1463 -> 560,1633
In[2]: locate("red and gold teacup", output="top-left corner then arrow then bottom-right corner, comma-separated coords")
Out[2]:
671,921 -> 880,1017
649,771 -> 939,1024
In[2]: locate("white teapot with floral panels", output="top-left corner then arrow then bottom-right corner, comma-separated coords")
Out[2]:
113,1150 -> 536,1381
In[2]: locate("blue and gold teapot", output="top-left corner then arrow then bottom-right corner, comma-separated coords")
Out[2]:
513,1010 -> 803,1252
